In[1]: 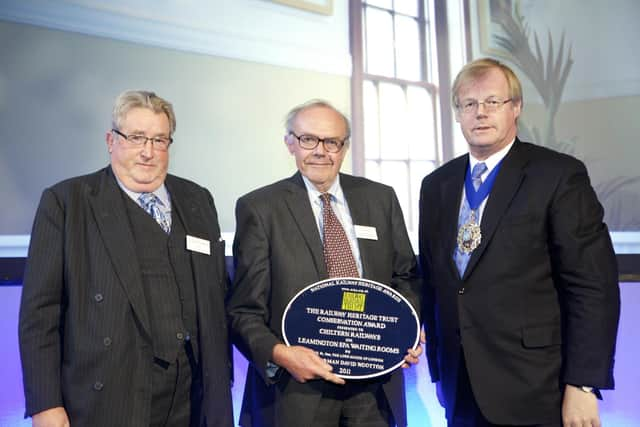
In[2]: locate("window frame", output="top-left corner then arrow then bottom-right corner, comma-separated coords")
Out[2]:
349,0 -> 466,232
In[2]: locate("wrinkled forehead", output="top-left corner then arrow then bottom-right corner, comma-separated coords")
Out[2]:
456,68 -> 509,99
120,107 -> 171,132
293,106 -> 348,136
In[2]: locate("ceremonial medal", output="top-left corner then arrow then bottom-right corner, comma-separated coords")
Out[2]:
459,159 -> 504,255
457,210 -> 481,253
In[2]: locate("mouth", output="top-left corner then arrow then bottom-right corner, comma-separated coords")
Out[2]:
473,125 -> 493,132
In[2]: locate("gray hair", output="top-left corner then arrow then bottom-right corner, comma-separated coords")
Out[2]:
284,99 -> 351,139
111,90 -> 176,134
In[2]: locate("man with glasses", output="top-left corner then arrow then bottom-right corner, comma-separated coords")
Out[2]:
228,100 -> 422,427
19,90 -> 233,427
419,58 -> 620,426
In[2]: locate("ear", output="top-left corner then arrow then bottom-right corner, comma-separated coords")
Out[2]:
454,110 -> 462,123
106,131 -> 114,153
512,100 -> 522,120
285,134 -> 295,154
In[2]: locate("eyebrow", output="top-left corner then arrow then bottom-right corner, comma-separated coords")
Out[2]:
461,95 -> 502,101
123,129 -> 170,137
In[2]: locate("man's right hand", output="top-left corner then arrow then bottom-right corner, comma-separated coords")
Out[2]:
272,344 -> 345,385
32,406 -> 70,427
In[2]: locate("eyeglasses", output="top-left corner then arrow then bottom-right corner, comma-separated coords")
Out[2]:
457,98 -> 512,115
289,132 -> 347,153
111,129 -> 173,151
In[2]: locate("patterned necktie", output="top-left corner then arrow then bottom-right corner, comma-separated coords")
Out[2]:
138,192 -> 171,234
453,162 -> 488,276
320,193 -> 359,278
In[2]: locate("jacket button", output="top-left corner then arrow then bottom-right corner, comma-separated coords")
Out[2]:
103,337 -> 112,346
176,332 -> 184,340
94,293 -> 104,302
93,381 -> 104,391
458,288 -> 465,295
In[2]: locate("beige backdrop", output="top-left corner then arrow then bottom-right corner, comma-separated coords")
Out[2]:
0,20 -> 351,233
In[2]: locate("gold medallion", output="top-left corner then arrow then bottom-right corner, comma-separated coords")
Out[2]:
457,211 -> 482,254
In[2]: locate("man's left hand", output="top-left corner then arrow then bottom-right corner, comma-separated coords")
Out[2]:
401,344 -> 422,368
562,384 -> 601,427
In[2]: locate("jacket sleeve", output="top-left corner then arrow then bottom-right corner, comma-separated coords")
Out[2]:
19,188 -> 66,416
227,195 -> 282,384
387,188 -> 422,324
418,177 -> 440,383
548,159 -> 620,389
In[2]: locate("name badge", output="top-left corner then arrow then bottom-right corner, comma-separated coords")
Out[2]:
355,225 -> 378,240
186,235 -> 210,255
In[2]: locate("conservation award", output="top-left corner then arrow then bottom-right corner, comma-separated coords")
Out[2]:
282,277 -> 420,379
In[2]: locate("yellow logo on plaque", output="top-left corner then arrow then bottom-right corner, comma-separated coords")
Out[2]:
341,292 -> 366,312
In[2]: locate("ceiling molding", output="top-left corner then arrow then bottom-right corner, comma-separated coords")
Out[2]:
0,0 -> 352,76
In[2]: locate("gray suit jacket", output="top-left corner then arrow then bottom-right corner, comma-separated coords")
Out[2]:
19,166 -> 233,427
228,172 -> 421,427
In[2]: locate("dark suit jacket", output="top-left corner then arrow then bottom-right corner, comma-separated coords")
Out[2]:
19,167 -> 233,427
227,172 -> 421,427
419,140 -> 620,425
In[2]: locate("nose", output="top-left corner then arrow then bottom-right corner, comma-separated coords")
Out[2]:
475,102 -> 489,116
312,141 -> 328,156
140,139 -> 155,158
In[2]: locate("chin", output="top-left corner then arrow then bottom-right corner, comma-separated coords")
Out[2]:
131,178 -> 162,192
470,139 -> 497,148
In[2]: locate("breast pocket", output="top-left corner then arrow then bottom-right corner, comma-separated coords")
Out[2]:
500,213 -> 545,249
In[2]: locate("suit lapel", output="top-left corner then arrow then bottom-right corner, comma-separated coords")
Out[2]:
165,177 -> 211,302
166,176 -> 208,240
442,157 -> 469,278
340,174 -> 374,277
284,173 -> 327,277
462,141 -> 528,280
89,167 -> 151,336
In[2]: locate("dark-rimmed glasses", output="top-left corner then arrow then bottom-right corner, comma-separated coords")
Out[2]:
111,129 -> 173,151
289,132 -> 347,153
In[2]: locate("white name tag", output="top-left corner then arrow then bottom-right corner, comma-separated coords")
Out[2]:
355,225 -> 378,240
186,235 -> 211,255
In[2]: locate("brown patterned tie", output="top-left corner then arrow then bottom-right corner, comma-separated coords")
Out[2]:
320,193 -> 359,278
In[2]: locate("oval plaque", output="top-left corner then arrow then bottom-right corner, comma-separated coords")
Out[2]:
282,277 -> 419,379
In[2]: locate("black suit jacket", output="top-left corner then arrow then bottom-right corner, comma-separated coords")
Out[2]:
418,140 -> 620,425
227,172 -> 421,427
19,167 -> 233,427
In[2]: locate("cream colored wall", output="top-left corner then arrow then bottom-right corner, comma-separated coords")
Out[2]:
0,20 -> 351,233
553,96 -> 640,181
520,95 -> 640,230
521,97 -> 640,178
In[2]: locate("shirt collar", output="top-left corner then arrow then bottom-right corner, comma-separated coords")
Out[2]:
468,138 -> 515,178
301,174 -> 345,206
114,175 -> 170,207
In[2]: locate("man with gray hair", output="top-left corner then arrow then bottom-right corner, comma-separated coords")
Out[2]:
19,90 -> 233,427
228,99 -> 422,427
